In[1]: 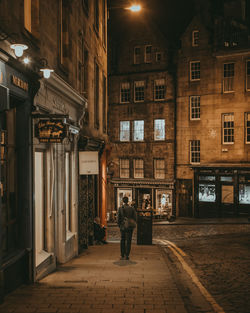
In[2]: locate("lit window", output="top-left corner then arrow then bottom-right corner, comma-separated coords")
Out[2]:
154,119 -> 165,140
133,120 -> 144,141
223,63 -> 234,92
134,81 -> 145,102
190,61 -> 200,81
222,113 -> 234,144
192,30 -> 199,46
190,96 -> 200,120
245,113 -> 250,143
24,0 -> 39,37
120,159 -> 130,178
154,159 -> 165,179
246,61 -> 250,90
145,45 -> 152,63
134,159 -> 144,178
154,79 -> 166,100
190,140 -> 200,164
120,121 -> 130,141
120,82 -> 130,103
134,47 -> 141,64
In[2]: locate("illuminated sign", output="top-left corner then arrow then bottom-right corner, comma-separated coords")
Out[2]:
35,119 -> 67,143
11,75 -> 28,91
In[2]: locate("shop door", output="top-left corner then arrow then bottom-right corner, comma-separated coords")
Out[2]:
220,183 -> 235,217
137,188 -> 152,210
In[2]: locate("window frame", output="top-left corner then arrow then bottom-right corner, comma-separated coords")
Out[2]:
190,61 -> 200,81
119,121 -> 130,142
190,140 -> 200,164
134,80 -> 145,102
223,62 -> 235,93
134,46 -> 141,64
245,112 -> 250,144
222,113 -> 234,144
145,45 -> 152,63
133,120 -> 144,142
190,96 -> 201,120
192,30 -> 199,46
120,158 -> 130,178
120,82 -> 130,103
154,158 -> 165,179
133,158 -> 144,178
154,119 -> 165,141
154,79 -> 166,101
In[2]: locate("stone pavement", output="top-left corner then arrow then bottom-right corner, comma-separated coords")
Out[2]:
0,243 -> 192,313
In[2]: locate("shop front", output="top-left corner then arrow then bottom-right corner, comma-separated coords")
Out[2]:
0,58 -> 38,300
110,179 -> 174,221
194,166 -> 250,218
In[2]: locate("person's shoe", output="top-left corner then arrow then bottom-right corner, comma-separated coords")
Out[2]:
125,256 -> 129,260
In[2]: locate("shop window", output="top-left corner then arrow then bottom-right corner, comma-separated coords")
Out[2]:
245,112 -> 250,143
154,159 -> 165,179
120,82 -> 130,103
117,189 -> 132,209
134,81 -> 145,102
246,61 -> 250,90
222,113 -> 234,144
133,120 -> 144,141
223,63 -> 234,92
154,79 -> 166,100
65,152 -> 72,234
190,140 -> 200,164
199,183 -> 216,202
120,121 -> 130,141
24,0 -> 39,38
239,184 -> 250,204
155,190 -> 172,217
134,158 -> 144,178
192,30 -> 199,46
120,158 -> 129,178
134,46 -> 141,64
190,96 -> 200,120
190,61 -> 200,81
154,119 -> 165,140
145,45 -> 152,63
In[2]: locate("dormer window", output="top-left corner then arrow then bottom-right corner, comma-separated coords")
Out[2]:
192,30 -> 199,46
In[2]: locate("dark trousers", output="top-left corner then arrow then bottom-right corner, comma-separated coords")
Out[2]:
120,228 -> 133,257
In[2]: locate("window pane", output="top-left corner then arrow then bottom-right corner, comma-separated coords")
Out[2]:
154,119 -> 165,140
246,113 -> 250,143
155,79 -> 166,100
120,82 -> 130,103
134,159 -> 144,178
154,159 -> 165,179
192,30 -> 199,46
223,63 -> 234,92
120,158 -> 129,178
134,47 -> 140,64
239,184 -> 250,204
134,81 -> 145,102
145,45 -> 152,63
190,61 -> 200,80
190,96 -> 200,119
120,121 -> 130,141
223,114 -> 234,143
133,120 -> 144,141
199,183 -> 216,202
190,140 -> 200,163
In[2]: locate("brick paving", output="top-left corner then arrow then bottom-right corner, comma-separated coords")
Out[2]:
0,243 -> 190,313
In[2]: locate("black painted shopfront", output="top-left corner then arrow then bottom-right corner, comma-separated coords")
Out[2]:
193,166 -> 250,218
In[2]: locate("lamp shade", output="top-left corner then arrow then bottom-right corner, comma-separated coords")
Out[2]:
10,44 -> 28,57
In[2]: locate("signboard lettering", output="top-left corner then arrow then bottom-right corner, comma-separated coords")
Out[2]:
35,119 -> 66,143
11,75 -> 28,92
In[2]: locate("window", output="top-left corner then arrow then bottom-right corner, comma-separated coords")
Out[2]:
156,52 -> 162,62
24,0 -> 39,37
120,159 -> 129,178
94,61 -> 99,128
245,113 -> 250,143
154,119 -> 165,140
246,61 -> 250,90
120,121 -> 130,141
60,0 -> 69,67
65,152 -> 72,233
134,159 -> 144,178
154,79 -> 166,100
190,140 -> 200,163
94,0 -> 99,32
222,113 -> 234,144
103,74 -> 107,133
134,81 -> 145,102
133,120 -> 144,141
190,96 -> 200,120
145,45 -> 152,63
223,63 -> 234,92
190,61 -> 200,81
78,41 -> 88,98
83,49 -> 89,98
120,82 -> 130,103
134,47 -> 141,64
154,159 -> 165,179
192,30 -> 199,46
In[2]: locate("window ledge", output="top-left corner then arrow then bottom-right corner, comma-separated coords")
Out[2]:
66,231 -> 76,241
36,250 -> 52,267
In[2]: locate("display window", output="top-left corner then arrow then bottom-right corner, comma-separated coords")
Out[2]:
239,184 -> 250,204
199,183 -> 216,202
155,190 -> 172,217
117,188 -> 132,208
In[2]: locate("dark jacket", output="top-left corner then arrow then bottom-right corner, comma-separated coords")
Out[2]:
117,204 -> 136,228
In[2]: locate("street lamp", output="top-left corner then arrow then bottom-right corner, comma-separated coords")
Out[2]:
126,4 -> 141,12
10,43 -> 28,57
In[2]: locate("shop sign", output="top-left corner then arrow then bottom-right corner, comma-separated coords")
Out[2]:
35,119 -> 66,143
79,151 -> 99,175
11,75 -> 28,92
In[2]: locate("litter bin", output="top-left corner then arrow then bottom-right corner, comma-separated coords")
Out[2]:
137,209 -> 153,245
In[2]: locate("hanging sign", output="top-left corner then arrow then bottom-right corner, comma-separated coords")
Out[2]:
35,119 -> 67,143
79,151 -> 99,175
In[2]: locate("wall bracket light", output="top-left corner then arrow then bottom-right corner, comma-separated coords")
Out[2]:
38,58 -> 54,79
0,32 -> 28,57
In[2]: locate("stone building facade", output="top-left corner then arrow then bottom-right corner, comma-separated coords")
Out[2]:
107,11 -> 175,220
176,1 -> 250,218
0,0 -> 108,299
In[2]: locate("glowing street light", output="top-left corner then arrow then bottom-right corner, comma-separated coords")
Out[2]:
127,4 -> 141,12
10,43 -> 28,57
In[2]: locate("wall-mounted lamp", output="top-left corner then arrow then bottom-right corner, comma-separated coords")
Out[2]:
10,43 -> 28,57
39,58 -> 54,79
126,4 -> 141,12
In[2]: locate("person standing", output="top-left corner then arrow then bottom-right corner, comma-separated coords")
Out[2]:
117,196 -> 136,260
